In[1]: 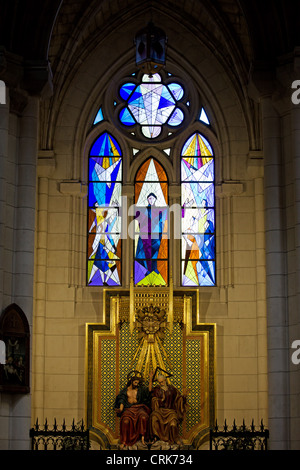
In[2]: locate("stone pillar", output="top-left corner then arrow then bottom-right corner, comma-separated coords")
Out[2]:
122,185 -> 134,288
290,102 -> 300,449
0,82 -> 9,451
169,184 -> 181,287
0,91 -> 39,450
261,97 -> 289,449
247,153 -> 268,421
10,96 -> 39,450
0,87 -> 9,307
254,176 -> 268,420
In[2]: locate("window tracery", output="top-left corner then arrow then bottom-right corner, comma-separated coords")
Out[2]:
87,69 -> 216,288
87,132 -> 122,286
181,133 -> 215,286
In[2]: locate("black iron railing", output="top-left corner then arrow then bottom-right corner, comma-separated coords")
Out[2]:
30,419 -> 90,450
210,419 -> 269,450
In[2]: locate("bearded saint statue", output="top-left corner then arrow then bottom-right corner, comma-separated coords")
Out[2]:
149,370 -> 189,445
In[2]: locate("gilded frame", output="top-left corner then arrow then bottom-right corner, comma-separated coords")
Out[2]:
85,290 -> 216,449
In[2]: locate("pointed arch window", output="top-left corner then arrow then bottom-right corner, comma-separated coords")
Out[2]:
87,132 -> 122,286
134,158 -> 169,286
181,132 -> 216,286
87,68 -> 217,289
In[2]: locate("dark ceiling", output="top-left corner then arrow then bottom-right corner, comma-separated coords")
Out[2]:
0,0 -> 299,96
0,0 -> 299,63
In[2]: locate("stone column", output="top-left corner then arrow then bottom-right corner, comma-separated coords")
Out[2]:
290,102 -> 300,449
247,153 -> 268,421
0,85 -> 9,308
122,185 -> 134,288
10,96 -> 39,450
0,81 -> 10,450
169,184 -> 181,287
261,97 -> 289,449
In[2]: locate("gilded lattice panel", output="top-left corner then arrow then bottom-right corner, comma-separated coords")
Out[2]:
100,339 -> 117,432
119,322 -> 139,387
163,323 -> 183,390
185,339 -> 202,432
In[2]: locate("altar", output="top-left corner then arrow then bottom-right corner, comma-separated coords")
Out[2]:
85,286 -> 216,450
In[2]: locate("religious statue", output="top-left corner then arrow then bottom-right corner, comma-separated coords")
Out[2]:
114,371 -> 151,449
149,369 -> 189,447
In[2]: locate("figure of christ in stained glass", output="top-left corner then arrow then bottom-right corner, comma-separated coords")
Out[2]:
181,133 -> 216,287
134,158 -> 169,286
87,132 -> 122,286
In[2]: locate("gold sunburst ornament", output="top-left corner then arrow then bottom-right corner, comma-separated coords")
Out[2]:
130,303 -> 172,378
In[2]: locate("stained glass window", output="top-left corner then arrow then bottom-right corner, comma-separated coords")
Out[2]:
119,73 -> 184,138
181,132 -> 216,286
134,158 -> 168,286
87,132 -> 122,286
93,107 -> 104,125
199,107 -> 210,125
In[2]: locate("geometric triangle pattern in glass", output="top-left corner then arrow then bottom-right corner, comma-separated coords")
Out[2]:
119,73 -> 185,139
181,133 -> 216,287
134,157 -> 168,286
88,132 -> 122,286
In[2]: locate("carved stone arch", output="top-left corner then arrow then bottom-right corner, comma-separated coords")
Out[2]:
0,304 -> 30,394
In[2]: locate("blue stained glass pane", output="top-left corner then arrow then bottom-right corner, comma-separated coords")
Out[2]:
93,107 -> 104,125
168,108 -> 184,126
134,206 -> 168,235
159,92 -> 175,109
181,133 -> 215,287
168,83 -> 184,100
182,181 -> 214,208
182,260 -> 215,287
182,233 -> 215,260
89,182 -> 122,207
88,234 -> 121,259
128,88 -> 144,105
89,157 -> 122,182
88,260 -> 121,286
134,158 -> 168,286
199,108 -> 210,125
182,208 -> 215,233
88,208 -> 121,235
181,157 -> 214,182
119,108 -> 135,126
88,131 -> 122,287
119,75 -> 186,139
181,133 -> 213,157
134,260 -> 168,287
90,133 -> 122,156
119,82 -> 136,100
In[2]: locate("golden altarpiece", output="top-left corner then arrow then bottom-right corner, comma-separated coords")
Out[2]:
85,274 -> 216,450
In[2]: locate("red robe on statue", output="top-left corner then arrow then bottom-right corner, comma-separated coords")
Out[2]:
119,404 -> 150,447
115,385 -> 151,447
